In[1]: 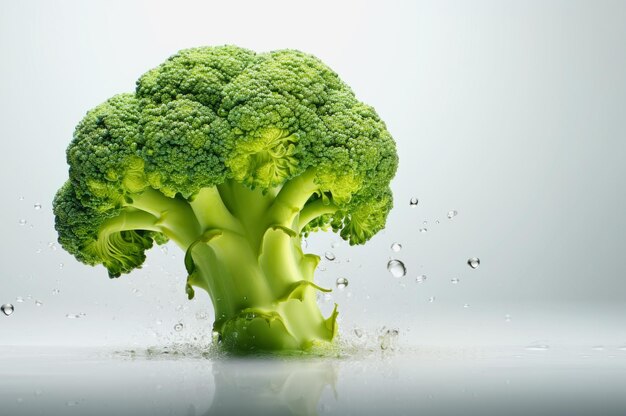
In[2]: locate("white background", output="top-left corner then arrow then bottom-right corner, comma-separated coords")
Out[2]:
1,0 -> 625,348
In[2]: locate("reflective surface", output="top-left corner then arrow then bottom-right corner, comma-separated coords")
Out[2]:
1,346 -> 626,415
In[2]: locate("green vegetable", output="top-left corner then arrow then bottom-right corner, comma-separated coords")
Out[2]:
53,46 -> 398,352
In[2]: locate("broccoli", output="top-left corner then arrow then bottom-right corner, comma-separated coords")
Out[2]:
53,46 -> 398,352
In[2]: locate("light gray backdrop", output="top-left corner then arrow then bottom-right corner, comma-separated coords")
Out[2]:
1,0 -> 625,348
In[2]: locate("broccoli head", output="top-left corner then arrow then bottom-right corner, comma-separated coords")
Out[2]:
54,45 -> 398,352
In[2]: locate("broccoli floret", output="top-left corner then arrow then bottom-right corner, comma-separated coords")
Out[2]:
53,45 -> 398,352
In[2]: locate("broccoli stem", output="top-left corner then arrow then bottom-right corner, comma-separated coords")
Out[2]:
99,208 -> 161,233
186,179 -> 336,351
266,169 -> 319,228
298,199 -> 339,232
128,187 -> 202,248
187,227 -> 336,351
107,177 -> 338,351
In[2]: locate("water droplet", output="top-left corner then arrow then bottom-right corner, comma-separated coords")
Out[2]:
59,263 -> 64,269
387,259 -> 406,278
34,203 -> 42,210
195,311 -> 208,320
467,257 -> 480,269
428,296 -> 435,303
409,197 -> 418,207
463,303 -> 470,308
15,297 -> 24,303
436,220 -> 440,224
35,300 -> 43,306
323,292 -> 332,302
52,289 -> 60,295
378,327 -> 399,350
325,251 -> 336,261
591,345 -> 605,351
504,314 -> 512,322
423,220 -> 428,225
160,246 -> 168,254
391,242 -> 402,252
66,314 -> 81,319
2,304 -> 15,316
155,319 -> 162,325
618,345 -> 626,351
242,296 -> 248,301
18,219 -> 27,226
354,328 -> 364,338
525,344 -> 549,351
302,238 -> 308,249
212,330 -> 222,344
415,274 -> 427,283
336,277 -> 349,289
451,278 -> 460,284
174,323 -> 183,332
419,228 -> 428,233
447,210 -> 458,219
331,241 -> 342,248
18,196 -> 24,201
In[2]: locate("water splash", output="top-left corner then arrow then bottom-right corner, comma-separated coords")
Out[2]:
415,275 -> 427,283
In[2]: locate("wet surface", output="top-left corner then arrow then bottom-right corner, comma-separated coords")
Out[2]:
1,345 -> 625,415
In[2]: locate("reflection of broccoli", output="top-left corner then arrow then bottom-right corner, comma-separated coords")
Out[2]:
53,46 -> 398,352
207,358 -> 337,415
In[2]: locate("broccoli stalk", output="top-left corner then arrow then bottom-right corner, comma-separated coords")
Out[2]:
116,175 -> 337,349
54,46 -> 397,352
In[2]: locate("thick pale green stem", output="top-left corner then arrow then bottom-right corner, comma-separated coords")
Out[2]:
108,180 -> 340,352
266,169 -> 319,229
99,208 -> 161,233
216,179 -> 281,249
188,237 -> 273,326
188,227 -> 336,351
127,187 -> 202,247
188,187 -> 243,234
186,179 -> 337,351
298,199 -> 339,232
